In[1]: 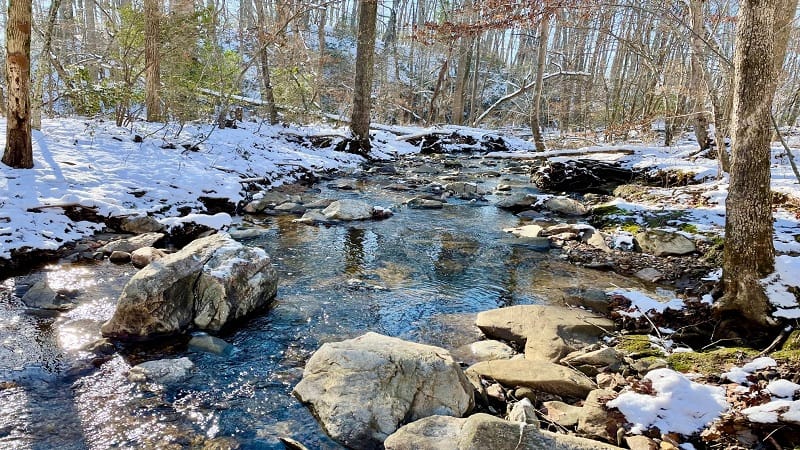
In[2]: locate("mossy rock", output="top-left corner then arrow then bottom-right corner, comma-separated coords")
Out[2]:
616,335 -> 664,358
771,349 -> 800,363
781,330 -> 800,351
667,347 -> 759,375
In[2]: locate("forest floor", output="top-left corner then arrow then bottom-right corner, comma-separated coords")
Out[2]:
2,117 -> 800,448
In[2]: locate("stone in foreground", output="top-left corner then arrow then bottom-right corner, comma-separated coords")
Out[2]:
101,233 -> 277,340
634,230 -> 696,256
384,413 -> 622,450
466,359 -> 595,398
292,332 -> 473,449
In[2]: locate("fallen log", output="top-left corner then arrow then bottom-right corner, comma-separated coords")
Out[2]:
532,160 -> 637,194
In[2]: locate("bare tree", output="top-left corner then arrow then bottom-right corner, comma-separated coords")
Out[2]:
350,0 -> 378,151
144,0 -> 161,121
3,0 -> 33,168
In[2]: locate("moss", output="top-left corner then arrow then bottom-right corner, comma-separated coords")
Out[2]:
771,349 -> 800,363
678,223 -> 699,234
667,347 -> 759,375
620,223 -> 642,234
616,335 -> 664,358
782,330 -> 800,351
592,205 -> 626,217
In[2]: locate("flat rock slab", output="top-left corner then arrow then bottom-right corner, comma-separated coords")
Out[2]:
466,359 -> 595,398
476,305 -> 614,361
292,332 -> 473,450
384,413 -> 622,450
100,232 -> 165,254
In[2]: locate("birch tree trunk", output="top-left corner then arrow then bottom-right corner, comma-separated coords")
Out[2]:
144,0 -> 161,122
718,0 -> 792,328
3,0 -> 33,169
531,13 -> 550,152
350,0 -> 377,150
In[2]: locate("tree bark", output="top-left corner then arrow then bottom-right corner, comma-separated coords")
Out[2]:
689,0 -> 711,151
254,0 -> 277,124
3,0 -> 33,169
531,13 -> 550,152
718,0 -> 785,328
144,0 -> 161,122
350,0 -> 378,150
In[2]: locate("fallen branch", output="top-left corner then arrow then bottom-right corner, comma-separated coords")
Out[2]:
27,202 -> 97,212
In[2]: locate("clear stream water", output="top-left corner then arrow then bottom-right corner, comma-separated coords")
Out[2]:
0,155 -> 650,449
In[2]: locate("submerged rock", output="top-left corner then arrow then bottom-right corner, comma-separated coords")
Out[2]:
101,233 -> 277,340
128,357 -> 195,384
21,280 -> 76,310
292,332 -> 473,449
384,413 -> 622,450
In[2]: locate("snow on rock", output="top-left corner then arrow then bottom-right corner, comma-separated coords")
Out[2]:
159,212 -> 233,231
607,368 -> 728,435
721,357 -> 777,384
762,255 -> 800,319
608,289 -> 685,318
766,379 -> 800,398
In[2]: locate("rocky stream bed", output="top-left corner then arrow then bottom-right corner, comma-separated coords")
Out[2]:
2,151 -> 799,450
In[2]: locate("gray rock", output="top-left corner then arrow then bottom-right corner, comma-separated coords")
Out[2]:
130,247 -> 167,268
577,389 -> 620,442
322,199 -> 376,221
243,191 -> 295,213
452,340 -> 516,365
120,215 -> 165,233
189,333 -> 234,356
109,251 -> 131,263
466,359 -> 595,398
292,332 -> 473,449
228,228 -> 267,239
543,401 -> 583,428
101,233 -> 277,339
21,281 -> 75,310
406,197 -> 445,209
634,230 -> 696,256
273,202 -> 306,214
475,305 -> 614,362
100,232 -> 165,254
503,224 -> 543,238
496,193 -> 539,212
583,228 -> 611,253
329,179 -> 359,190
384,413 -> 623,450
445,182 -> 482,199
544,197 -> 589,216
293,210 -> 328,224
507,398 -> 539,426
128,357 -> 195,384
409,165 -> 440,174
303,198 -> 335,209
562,347 -> 623,367
633,267 -> 663,282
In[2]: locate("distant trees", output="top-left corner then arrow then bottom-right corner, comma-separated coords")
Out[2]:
3,0 -> 33,169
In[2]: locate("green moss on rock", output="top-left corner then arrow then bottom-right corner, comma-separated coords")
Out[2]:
667,347 -> 759,375
781,330 -> 800,351
616,335 -> 664,358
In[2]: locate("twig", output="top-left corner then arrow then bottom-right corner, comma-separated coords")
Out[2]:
759,326 -> 791,356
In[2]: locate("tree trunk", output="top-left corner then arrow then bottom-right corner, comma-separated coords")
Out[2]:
144,0 -> 161,122
254,0 -> 277,124
452,35 -> 473,125
31,0 -> 60,130
350,0 -> 378,150
531,13 -> 550,152
718,0 -> 786,328
3,0 -> 33,169
689,0 -> 711,151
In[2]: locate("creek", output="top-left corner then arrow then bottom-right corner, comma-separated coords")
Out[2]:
0,154 -> 652,449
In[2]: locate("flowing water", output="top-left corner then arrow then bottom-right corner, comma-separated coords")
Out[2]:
0,155 -> 651,449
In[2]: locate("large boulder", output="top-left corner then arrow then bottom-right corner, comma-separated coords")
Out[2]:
466,359 -> 595,398
292,332 -> 473,449
384,413 -> 623,450
101,233 -> 277,340
475,305 -> 614,362
633,230 -> 696,256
